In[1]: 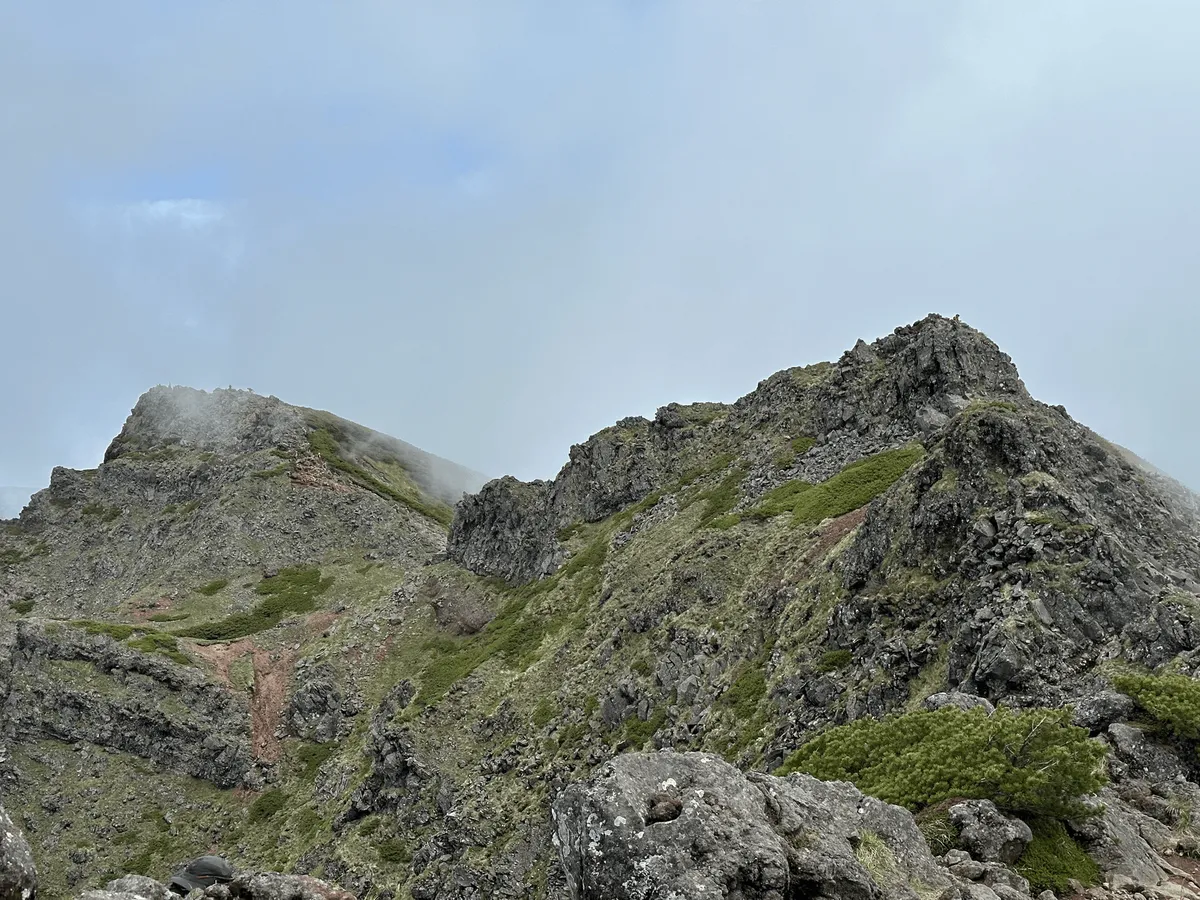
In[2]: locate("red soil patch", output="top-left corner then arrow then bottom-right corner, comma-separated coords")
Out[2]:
804,507 -> 868,565
188,638 -> 294,763
129,595 -> 177,622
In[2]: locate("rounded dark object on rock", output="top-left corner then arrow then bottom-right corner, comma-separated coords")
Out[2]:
647,793 -> 682,823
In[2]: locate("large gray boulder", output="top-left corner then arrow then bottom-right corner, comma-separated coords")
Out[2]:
0,803 -> 36,900
948,800 -> 1032,865
552,749 -> 954,900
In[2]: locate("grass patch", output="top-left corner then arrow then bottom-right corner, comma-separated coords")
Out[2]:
914,802 -> 959,856
791,445 -> 925,526
816,649 -> 852,672
178,567 -> 333,641
247,788 -> 287,824
623,707 -> 668,747
743,479 -> 815,521
70,621 -> 190,665
308,427 -> 452,527
196,578 -> 229,597
81,502 -> 122,523
295,742 -> 338,780
251,463 -> 290,479
147,611 -> 190,623
697,465 -> 748,528
776,706 -> 1106,818
1015,817 -> 1100,894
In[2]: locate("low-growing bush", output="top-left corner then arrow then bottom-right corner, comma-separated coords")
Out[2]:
1112,672 -> 1200,743
295,742 -> 338,780
816,649 -> 852,672
247,788 -> 287,824
178,567 -> 332,641
775,706 -> 1106,818
791,445 -> 925,525
196,578 -> 229,596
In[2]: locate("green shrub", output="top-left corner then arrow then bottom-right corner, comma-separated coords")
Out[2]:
196,578 -> 229,596
816,649 -> 852,672
1015,817 -> 1100,894
247,788 -> 287,823
776,706 -> 1107,818
790,436 -> 816,456
9,599 -> 34,615
1112,672 -> 1200,742
127,631 -> 190,665
72,620 -> 135,641
720,663 -> 767,719
743,480 -> 815,521
791,445 -> 925,525
378,838 -> 411,865
178,567 -> 332,641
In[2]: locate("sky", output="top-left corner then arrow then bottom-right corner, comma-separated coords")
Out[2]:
3,1 -> 1200,517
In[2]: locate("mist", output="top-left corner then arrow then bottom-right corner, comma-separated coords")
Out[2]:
4,1 -> 1200,509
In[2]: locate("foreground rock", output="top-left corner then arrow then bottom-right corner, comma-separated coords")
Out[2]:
78,872 -> 354,900
553,750 -> 955,900
0,803 -> 36,900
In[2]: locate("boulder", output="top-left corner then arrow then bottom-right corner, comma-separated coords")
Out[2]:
949,800 -> 1033,865
0,803 -> 36,900
925,692 -> 997,714
552,749 -> 954,900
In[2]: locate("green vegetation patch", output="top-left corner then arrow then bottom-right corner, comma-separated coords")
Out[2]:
816,649 -> 852,672
247,788 -> 287,824
791,445 -> 924,525
1015,817 -> 1100,894
623,707 -> 668,747
70,621 -> 189,665
743,479 -> 815,521
1,541 -> 50,567
776,706 -> 1106,818
196,578 -> 230,597
8,599 -> 34,615
147,611 -> 189,623
308,426 -> 453,527
294,742 -> 338,780
81,502 -> 123,523
251,463 -> 290,479
178,566 -> 333,642
1112,672 -> 1200,743
697,465 -> 748,528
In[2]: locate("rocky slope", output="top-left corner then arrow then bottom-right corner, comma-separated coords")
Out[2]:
6,315 -> 1200,900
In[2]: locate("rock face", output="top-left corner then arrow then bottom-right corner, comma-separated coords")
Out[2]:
0,803 -> 36,900
553,750 -> 953,900
949,801 -> 1033,865
450,315 -> 1030,584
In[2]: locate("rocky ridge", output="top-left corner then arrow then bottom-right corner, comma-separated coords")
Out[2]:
4,315 -> 1200,900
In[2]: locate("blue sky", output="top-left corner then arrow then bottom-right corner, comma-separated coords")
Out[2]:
4,1 -> 1200,517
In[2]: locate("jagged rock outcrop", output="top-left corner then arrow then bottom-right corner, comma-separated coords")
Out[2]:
450,315 -> 1030,584
0,802 -> 36,900
949,801 -> 1033,865
554,750 -> 955,900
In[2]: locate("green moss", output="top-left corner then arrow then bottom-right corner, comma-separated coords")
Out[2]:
247,788 -> 287,824
196,578 -> 230,597
791,445 -> 925,526
307,427 -> 453,527
776,706 -> 1107,818
791,435 -> 816,455
178,567 -> 333,641
8,599 -> 34,615
1015,818 -> 1100,894
127,632 -> 190,666
816,649 -> 852,672
72,620 -> 136,641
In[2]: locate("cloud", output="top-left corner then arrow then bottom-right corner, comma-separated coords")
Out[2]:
3,1 -> 1200,491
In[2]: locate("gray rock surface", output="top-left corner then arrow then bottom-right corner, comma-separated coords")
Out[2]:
553,750 -> 954,900
0,802 -> 36,900
949,801 -> 1033,865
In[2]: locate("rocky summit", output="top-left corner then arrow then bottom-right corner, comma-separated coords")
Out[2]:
4,314 -> 1200,900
